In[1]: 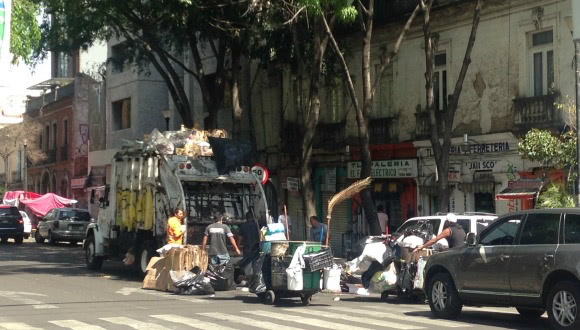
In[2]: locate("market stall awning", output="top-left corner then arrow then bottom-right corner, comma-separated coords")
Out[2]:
20,193 -> 77,217
495,179 -> 543,200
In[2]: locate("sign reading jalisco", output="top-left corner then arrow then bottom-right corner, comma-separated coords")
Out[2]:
348,159 -> 418,179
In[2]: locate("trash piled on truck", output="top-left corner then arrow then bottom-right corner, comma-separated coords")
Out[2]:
342,220 -> 439,300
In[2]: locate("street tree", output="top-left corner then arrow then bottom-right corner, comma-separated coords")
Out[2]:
0,118 -> 45,189
10,0 -> 42,65
420,0 -> 482,213
36,0 -> 257,135
321,1 -> 420,234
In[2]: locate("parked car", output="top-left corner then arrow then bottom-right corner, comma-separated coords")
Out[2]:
424,208 -> 580,329
0,205 -> 24,244
35,208 -> 91,245
20,211 -> 32,239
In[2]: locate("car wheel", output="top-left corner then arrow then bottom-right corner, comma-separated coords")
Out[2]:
14,236 -> 23,244
85,235 -> 103,271
47,231 -> 56,245
265,290 -> 276,305
547,281 -> 579,329
516,307 -> 544,319
427,272 -> 463,319
35,230 -> 45,243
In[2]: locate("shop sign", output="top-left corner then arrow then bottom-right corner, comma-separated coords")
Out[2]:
463,160 -> 500,173
286,177 -> 300,191
321,168 -> 336,192
448,164 -> 461,183
347,159 -> 417,179
420,141 -> 512,157
473,170 -> 494,182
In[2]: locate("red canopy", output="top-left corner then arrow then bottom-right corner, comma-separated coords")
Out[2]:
20,193 -> 77,217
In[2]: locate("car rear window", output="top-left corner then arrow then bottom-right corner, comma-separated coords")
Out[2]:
0,207 -> 20,216
60,210 -> 91,221
565,214 -> 580,244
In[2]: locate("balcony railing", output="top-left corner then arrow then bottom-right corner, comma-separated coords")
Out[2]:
313,122 -> 346,150
513,94 -> 557,130
61,145 -> 68,161
26,83 -> 75,112
415,110 -> 447,139
369,117 -> 397,144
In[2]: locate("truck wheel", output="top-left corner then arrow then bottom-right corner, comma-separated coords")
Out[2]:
138,244 -> 156,276
35,230 -> 45,243
85,235 -> 103,271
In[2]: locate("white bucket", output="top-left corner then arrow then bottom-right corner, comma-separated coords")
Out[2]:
323,265 -> 342,292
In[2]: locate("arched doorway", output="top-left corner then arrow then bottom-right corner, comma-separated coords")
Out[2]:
51,174 -> 57,194
60,171 -> 70,198
40,170 -> 51,194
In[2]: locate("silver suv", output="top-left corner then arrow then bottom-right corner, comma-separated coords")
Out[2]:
35,208 -> 91,245
424,209 -> 580,329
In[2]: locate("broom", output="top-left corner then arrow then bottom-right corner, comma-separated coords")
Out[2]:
325,177 -> 372,246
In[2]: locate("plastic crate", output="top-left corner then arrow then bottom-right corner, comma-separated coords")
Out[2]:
288,241 -> 321,256
303,248 -> 333,272
303,271 -> 321,290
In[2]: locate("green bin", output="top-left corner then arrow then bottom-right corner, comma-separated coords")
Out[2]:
288,241 -> 321,256
303,271 -> 321,290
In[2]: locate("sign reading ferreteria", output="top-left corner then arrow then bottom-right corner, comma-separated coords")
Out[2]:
348,159 -> 418,179
420,141 -> 511,157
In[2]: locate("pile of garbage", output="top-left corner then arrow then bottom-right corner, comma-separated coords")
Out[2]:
143,244 -> 236,295
342,223 -> 441,297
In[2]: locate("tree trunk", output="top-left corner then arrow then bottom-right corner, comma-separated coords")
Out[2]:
231,44 -> 243,139
4,158 -> 9,191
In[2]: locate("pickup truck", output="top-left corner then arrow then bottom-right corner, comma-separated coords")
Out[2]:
0,205 -> 24,244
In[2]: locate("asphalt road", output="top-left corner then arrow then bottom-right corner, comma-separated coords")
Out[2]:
0,238 -> 553,330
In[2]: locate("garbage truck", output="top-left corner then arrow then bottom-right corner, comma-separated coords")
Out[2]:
84,129 -> 269,274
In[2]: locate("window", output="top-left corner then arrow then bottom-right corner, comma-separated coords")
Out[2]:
433,53 -> 448,111
52,123 -> 57,149
396,218 -> 440,236
112,98 -> 131,130
56,52 -> 70,78
530,30 -> 554,96
457,219 -> 470,234
321,80 -> 344,123
519,213 -> 560,245
372,65 -> 393,118
480,216 -> 522,246
565,214 -> 580,244
63,119 -> 68,146
111,43 -> 128,73
45,125 -> 50,150
476,219 -> 493,234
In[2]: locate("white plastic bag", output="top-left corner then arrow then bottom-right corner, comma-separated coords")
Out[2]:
346,242 -> 386,274
323,265 -> 342,292
413,257 -> 428,290
369,263 -> 398,293
286,245 -> 306,291
400,235 -> 425,248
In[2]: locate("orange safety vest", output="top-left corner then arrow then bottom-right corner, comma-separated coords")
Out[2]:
167,216 -> 183,244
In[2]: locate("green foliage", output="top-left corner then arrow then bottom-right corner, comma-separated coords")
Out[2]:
518,128 -> 577,169
10,0 -> 42,65
536,182 -> 575,209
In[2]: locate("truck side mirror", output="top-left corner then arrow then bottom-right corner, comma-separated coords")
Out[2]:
466,232 -> 477,246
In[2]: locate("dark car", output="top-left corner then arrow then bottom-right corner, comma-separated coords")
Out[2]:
0,205 -> 25,244
423,209 -> 580,329
35,208 -> 91,245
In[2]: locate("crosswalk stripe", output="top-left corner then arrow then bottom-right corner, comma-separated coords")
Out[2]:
281,308 -> 424,330
200,312 -> 304,330
100,317 -> 170,330
0,323 -> 42,330
327,306 -> 468,328
244,310 -> 374,330
49,320 -> 106,330
364,304 -> 430,312
151,314 -> 236,330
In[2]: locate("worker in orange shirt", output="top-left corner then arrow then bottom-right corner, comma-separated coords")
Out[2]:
167,208 -> 185,244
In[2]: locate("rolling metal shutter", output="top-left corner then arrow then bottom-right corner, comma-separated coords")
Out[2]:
322,192 -> 348,258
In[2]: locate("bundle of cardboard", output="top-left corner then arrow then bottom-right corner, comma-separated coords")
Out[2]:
143,245 -> 208,292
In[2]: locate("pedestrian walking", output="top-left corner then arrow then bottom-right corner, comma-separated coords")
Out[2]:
377,204 -> 389,235
202,212 -> 241,265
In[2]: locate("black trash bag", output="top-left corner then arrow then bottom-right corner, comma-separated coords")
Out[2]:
396,263 -> 416,294
249,254 -> 271,294
382,245 -> 394,267
171,267 -> 215,295
361,261 -> 385,289
206,262 -> 236,291
208,137 -> 254,175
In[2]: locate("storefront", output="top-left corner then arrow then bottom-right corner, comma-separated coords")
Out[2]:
414,133 -> 532,216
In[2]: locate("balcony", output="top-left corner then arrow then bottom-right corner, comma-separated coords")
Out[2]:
513,94 -> 559,132
26,83 -> 75,112
415,110 -> 447,140
369,117 -> 397,144
34,149 -> 57,166
313,122 -> 346,150
61,145 -> 68,161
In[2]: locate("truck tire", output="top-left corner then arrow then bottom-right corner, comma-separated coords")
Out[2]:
138,244 -> 156,276
85,235 -> 104,271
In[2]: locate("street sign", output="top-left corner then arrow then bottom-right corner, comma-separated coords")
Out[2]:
252,164 -> 269,185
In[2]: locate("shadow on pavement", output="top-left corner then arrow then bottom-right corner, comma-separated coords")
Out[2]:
0,240 -> 142,282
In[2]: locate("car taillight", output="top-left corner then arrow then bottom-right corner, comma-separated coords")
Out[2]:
186,163 -> 192,169
179,163 -> 185,169
17,218 -> 23,224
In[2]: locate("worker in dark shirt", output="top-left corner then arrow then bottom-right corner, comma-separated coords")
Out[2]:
238,211 -> 260,256
414,213 -> 467,251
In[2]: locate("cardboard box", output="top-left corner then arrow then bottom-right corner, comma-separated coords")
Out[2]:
143,257 -> 164,290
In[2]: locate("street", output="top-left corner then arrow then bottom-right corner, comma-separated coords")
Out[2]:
0,239 -> 551,330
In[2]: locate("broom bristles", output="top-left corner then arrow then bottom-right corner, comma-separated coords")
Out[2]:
327,177 -> 372,218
